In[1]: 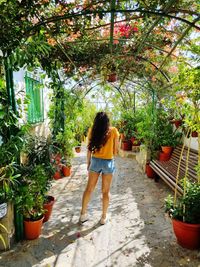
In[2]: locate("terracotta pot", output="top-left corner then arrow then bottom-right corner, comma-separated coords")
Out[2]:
159,152 -> 171,161
24,216 -> 44,240
121,140 -> 132,151
161,146 -> 173,154
107,73 -> 117,82
191,131 -> 198,137
62,165 -> 71,177
75,146 -> 81,153
53,171 -> 62,180
51,153 -> 62,165
145,163 -> 156,178
43,196 -> 55,223
172,219 -> 200,250
130,137 -> 141,146
174,120 -> 182,128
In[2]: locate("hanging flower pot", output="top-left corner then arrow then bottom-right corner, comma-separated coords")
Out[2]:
107,73 -> 117,82
43,196 -> 55,223
145,163 -> 156,178
159,152 -> 171,161
161,146 -> 173,154
62,165 -> 72,177
24,216 -> 44,240
172,219 -> 200,250
191,131 -> 198,138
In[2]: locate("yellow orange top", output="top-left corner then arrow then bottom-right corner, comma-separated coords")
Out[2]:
87,127 -> 119,159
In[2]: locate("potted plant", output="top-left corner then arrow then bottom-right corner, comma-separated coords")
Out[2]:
156,111 -> 182,160
61,160 -> 72,177
74,132 -> 82,153
15,165 -> 47,240
119,110 -> 142,150
99,55 -> 118,83
21,136 -> 56,225
43,195 -> 55,223
165,179 -> 200,249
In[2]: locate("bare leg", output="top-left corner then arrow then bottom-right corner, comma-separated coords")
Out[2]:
81,171 -> 99,215
101,174 -> 113,219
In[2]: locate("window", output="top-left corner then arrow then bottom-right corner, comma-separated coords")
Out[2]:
25,73 -> 44,124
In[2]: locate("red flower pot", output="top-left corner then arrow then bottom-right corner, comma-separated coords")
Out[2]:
161,146 -> 173,154
130,137 -> 141,146
62,165 -> 71,177
174,120 -> 182,128
172,219 -> 200,250
53,171 -> 62,180
191,131 -> 198,137
145,163 -> 156,178
24,216 -> 44,240
75,146 -> 81,153
43,196 -> 55,223
159,152 -> 171,161
107,73 -> 117,82
121,140 -> 132,151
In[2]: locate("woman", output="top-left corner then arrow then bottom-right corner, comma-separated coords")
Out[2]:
80,112 -> 119,224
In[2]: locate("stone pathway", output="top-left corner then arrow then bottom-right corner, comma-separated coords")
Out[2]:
0,148 -> 200,267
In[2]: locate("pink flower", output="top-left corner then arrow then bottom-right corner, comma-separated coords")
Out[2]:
133,27 -> 138,32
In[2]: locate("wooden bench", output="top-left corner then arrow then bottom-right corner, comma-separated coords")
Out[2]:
150,145 -> 198,195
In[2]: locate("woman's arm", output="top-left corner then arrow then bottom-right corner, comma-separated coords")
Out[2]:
87,149 -> 92,171
113,137 -> 119,156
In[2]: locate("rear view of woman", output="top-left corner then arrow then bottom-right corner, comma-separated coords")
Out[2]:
80,112 -> 119,224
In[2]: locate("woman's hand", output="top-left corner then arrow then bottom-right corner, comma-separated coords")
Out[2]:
87,150 -> 92,171
87,162 -> 91,171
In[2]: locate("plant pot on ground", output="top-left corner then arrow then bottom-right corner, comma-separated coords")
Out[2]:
191,131 -> 198,137
61,161 -> 72,177
131,137 -> 141,146
145,163 -> 156,178
15,165 -> 49,240
24,216 -> 44,240
165,182 -> 200,249
161,146 -> 173,154
159,152 -> 171,161
53,171 -> 62,180
43,196 -> 55,223
171,119 -> 182,128
121,140 -> 132,151
75,146 -> 81,153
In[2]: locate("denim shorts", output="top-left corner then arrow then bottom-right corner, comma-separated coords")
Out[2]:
89,157 -> 115,174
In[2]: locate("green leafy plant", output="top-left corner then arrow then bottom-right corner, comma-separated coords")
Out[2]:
0,223 -> 8,250
15,165 -> 47,220
165,180 -> 200,224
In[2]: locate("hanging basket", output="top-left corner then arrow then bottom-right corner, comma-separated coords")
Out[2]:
107,73 -> 117,82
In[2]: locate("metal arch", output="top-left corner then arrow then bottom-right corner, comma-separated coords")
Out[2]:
158,15 -> 200,71
28,8 -> 200,34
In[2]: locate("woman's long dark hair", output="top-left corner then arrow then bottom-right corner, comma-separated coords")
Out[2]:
88,112 -> 110,152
